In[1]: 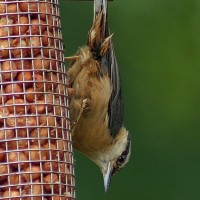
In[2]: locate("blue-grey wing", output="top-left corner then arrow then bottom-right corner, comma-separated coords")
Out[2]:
94,0 -> 124,137
107,42 -> 124,137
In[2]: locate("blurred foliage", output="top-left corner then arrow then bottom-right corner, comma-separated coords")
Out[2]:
60,0 -> 200,199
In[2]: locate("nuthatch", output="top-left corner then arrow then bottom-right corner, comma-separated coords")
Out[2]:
65,0 -> 131,192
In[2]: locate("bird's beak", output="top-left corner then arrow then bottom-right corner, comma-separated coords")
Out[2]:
103,161 -> 113,192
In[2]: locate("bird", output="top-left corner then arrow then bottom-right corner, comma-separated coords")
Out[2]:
65,0 -> 131,192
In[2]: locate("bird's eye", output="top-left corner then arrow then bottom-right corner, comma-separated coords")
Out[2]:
118,155 -> 125,163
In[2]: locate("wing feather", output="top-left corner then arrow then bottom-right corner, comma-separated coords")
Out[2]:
93,0 -> 124,137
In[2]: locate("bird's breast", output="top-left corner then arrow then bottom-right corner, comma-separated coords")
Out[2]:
70,61 -> 113,157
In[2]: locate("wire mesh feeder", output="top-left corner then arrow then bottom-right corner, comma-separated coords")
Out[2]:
0,0 -> 75,199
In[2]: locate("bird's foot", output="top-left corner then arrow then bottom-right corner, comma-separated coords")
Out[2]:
82,98 -> 92,111
71,98 -> 91,132
64,55 -> 80,61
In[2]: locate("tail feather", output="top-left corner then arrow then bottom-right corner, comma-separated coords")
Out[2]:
88,0 -> 111,57
94,0 -> 107,17
94,0 -> 107,29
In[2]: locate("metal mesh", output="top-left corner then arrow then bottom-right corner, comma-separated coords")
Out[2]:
0,0 -> 75,199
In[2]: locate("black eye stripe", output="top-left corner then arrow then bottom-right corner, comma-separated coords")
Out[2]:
117,136 -> 131,163
112,135 -> 131,176
118,155 -> 125,163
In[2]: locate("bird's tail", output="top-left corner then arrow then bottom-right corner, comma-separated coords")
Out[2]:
93,0 -> 108,37
88,0 -> 112,57
94,0 -> 107,16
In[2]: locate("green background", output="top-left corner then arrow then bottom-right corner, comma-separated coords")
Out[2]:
60,0 -> 200,199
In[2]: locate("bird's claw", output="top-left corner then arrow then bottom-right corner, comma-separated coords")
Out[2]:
82,98 -> 92,111
71,98 -> 91,132
64,55 -> 80,61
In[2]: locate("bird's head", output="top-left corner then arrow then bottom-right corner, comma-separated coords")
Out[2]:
92,127 -> 131,192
